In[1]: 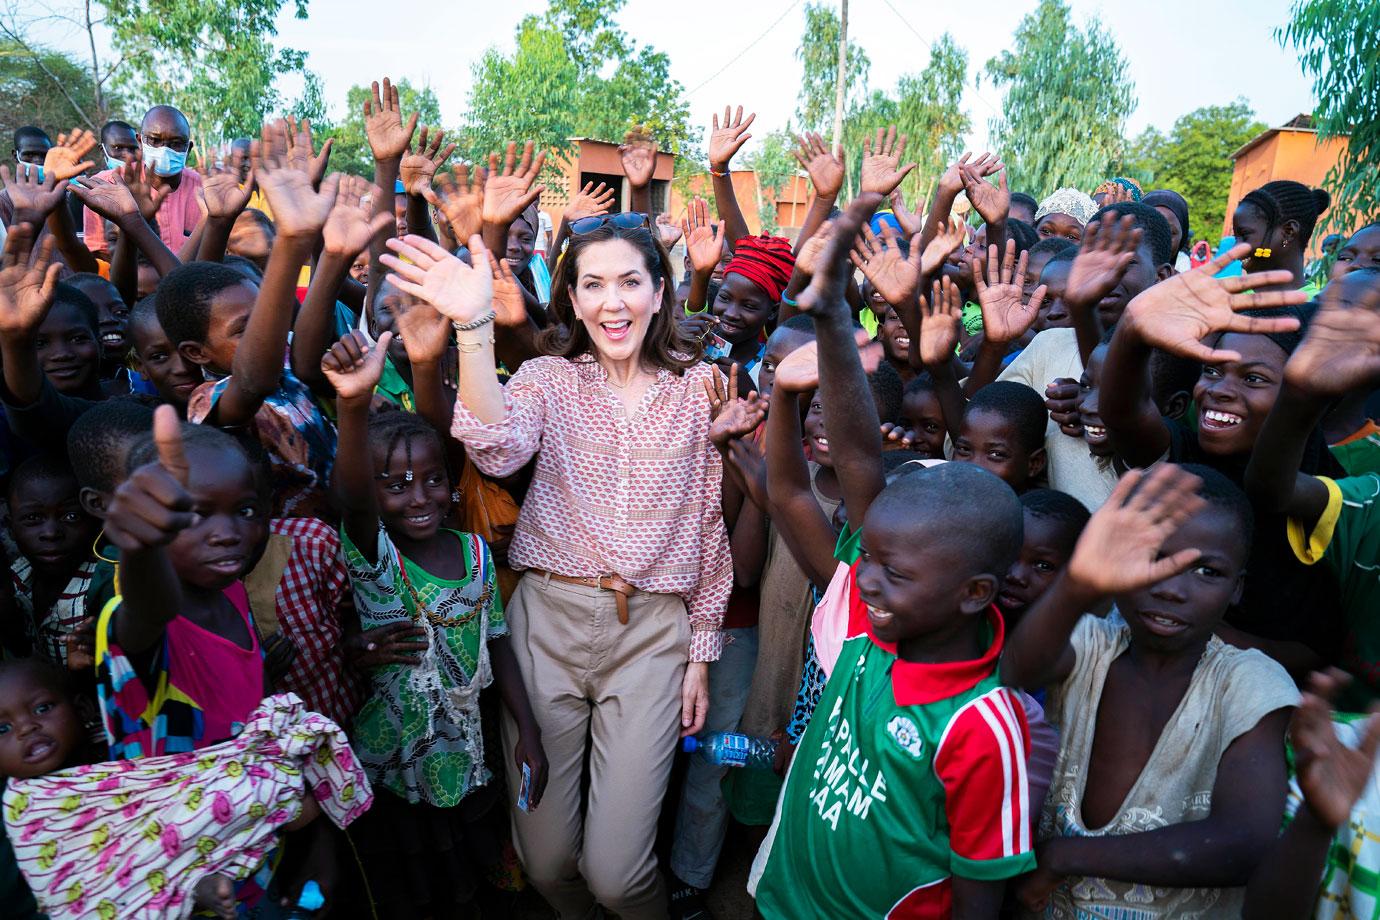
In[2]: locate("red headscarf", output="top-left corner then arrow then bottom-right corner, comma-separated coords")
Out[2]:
724,234 -> 796,304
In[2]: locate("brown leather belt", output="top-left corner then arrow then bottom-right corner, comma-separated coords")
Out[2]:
536,571 -> 637,624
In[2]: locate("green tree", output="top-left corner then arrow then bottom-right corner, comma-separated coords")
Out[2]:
327,79 -> 443,178
0,39 -> 121,138
746,129 -> 798,234
893,33 -> 970,202
794,2 -> 870,138
1279,0 -> 1380,236
983,0 -> 1133,195
840,90 -> 899,199
1119,126 -> 1166,189
464,0 -> 690,167
1130,102 -> 1264,244
100,0 -> 312,140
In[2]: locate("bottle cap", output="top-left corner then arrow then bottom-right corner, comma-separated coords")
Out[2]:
682,736 -> 698,753
297,880 -> 325,911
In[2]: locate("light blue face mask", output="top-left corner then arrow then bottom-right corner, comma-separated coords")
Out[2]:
141,143 -> 187,177
101,145 -> 124,172
14,158 -> 43,183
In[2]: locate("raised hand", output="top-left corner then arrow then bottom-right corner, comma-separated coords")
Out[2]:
482,141 -> 546,227
400,126 -> 457,196
793,221 -> 835,279
117,158 -> 170,221
197,147 -> 255,221
889,187 -> 925,238
1065,214 -> 1142,311
382,233 -> 495,325
959,153 -> 1008,227
426,163 -> 486,242
363,77 -> 419,162
253,120 -> 340,239
323,175 -> 393,257
1066,464 -> 1207,595
973,239 -> 1046,345
565,180 -> 615,223
67,175 -> 140,224
618,126 -> 658,190
43,128 -> 98,182
394,298 -> 452,366
1121,242 -> 1308,363
859,126 -> 916,196
918,276 -> 962,367
774,328 -> 883,392
793,131 -> 844,200
1293,669 -> 1380,831
920,219 -> 966,277
655,213 -> 683,249
708,105 -> 755,173
938,152 -> 973,196
103,405 -> 196,554
1283,280 -> 1380,397
797,192 -> 883,320
0,225 -> 61,339
681,197 -> 725,274
851,224 -> 922,306
703,364 -> 768,446
283,117 -> 333,189
320,330 -> 391,401
486,251 -> 530,328
1,165 -> 67,226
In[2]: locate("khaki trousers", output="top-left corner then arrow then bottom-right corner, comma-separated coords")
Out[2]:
501,571 -> 690,920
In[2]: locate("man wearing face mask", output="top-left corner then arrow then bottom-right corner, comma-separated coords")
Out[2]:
82,105 -> 203,260
0,127 -> 54,230
99,120 -> 140,171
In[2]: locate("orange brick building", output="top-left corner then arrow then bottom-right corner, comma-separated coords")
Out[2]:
538,137 -> 813,242
1223,114 -> 1350,253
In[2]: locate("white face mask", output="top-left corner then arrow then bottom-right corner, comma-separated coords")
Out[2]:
141,142 -> 187,177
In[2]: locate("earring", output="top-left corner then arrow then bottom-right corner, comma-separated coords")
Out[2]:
450,489 -> 461,505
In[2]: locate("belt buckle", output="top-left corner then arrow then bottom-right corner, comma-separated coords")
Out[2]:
596,574 -> 613,591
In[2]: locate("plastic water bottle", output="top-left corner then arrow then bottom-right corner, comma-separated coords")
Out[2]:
682,731 -> 778,770
286,880 -> 325,918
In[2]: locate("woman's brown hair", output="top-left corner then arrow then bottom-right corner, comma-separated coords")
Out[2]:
538,221 -> 703,373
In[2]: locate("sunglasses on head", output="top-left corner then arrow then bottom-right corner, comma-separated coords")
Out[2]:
570,212 -> 651,236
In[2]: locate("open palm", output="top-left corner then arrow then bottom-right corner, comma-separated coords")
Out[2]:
566,181 -> 614,222
958,154 -> 1007,226
619,129 -> 657,188
975,241 -> 1043,345
382,234 -> 495,324
1065,216 -> 1139,311
1293,671 -> 1380,831
853,230 -> 920,305
918,279 -> 961,367
324,176 -> 392,257
200,167 -> 255,220
0,226 -> 61,338
859,126 -> 915,196
428,164 -> 485,242
2,166 -> 66,225
394,300 -> 452,365
1067,466 -> 1207,595
44,129 -> 98,181
794,132 -> 844,199
68,177 -> 139,223
400,126 -> 456,196
364,78 -> 418,161
708,106 -> 755,172
489,253 -> 530,327
483,141 -> 545,226
1284,286 -> 1380,397
1122,243 -> 1306,363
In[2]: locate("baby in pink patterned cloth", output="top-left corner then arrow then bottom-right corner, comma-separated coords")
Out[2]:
0,659 -> 372,920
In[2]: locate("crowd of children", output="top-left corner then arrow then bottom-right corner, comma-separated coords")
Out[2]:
2,78 -> 1380,920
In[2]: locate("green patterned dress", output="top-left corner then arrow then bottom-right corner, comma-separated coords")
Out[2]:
343,525 -> 505,806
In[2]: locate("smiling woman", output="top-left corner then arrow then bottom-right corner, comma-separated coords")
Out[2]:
380,220 -> 732,919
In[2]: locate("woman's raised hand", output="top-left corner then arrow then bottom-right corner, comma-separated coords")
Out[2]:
382,234 -> 495,326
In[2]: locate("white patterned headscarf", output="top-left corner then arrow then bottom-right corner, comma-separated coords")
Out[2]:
1034,188 -> 1099,227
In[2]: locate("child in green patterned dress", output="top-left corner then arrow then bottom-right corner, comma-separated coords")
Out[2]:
321,330 -> 546,920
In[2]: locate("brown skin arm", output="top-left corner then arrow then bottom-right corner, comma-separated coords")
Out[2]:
1100,316 -> 1173,468
44,201 -> 99,274
1243,383 -> 1332,527
1038,708 -> 1293,887
951,877 -> 1007,920
763,384 -> 837,589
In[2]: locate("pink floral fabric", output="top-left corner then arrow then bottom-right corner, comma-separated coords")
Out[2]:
3,693 -> 372,919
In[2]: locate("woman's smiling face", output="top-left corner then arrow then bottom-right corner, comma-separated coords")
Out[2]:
569,238 -> 664,364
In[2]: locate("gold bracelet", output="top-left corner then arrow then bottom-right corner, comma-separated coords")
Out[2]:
456,334 -> 494,354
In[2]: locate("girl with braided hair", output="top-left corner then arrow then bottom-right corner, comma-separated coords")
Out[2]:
1232,179 -> 1332,294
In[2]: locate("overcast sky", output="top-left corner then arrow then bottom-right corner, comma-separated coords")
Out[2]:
37,0 -> 1317,155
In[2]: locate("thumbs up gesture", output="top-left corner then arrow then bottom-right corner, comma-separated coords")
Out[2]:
105,405 -> 197,552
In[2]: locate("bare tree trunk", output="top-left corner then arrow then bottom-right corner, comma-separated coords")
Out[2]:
830,0 -> 848,157
85,0 -> 105,121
